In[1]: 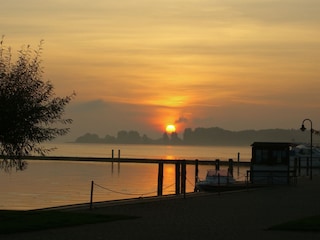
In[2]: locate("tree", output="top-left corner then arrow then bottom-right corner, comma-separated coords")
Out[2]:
0,38 -> 75,171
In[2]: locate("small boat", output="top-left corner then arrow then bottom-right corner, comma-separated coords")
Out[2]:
293,144 -> 320,157
291,144 -> 320,167
195,169 -> 244,192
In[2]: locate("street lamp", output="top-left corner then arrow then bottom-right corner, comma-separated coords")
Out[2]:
300,118 -> 313,180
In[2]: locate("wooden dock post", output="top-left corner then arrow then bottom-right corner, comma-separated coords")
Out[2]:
90,180 -> 94,210
117,149 -> 120,173
157,162 -> 164,196
237,152 -> 240,175
181,160 -> 186,198
228,159 -> 234,177
194,159 -> 199,192
111,149 -> 114,173
175,161 -> 181,195
215,159 -> 220,170
217,173 -> 221,195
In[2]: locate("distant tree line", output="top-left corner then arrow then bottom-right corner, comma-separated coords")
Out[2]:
75,130 -> 182,145
74,127 -> 313,146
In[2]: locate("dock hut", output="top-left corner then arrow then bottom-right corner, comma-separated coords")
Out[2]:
250,142 -> 295,185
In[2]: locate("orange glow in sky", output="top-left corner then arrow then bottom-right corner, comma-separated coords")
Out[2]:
2,0 -> 320,141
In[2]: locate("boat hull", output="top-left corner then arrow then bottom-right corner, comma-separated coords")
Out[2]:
195,182 -> 248,192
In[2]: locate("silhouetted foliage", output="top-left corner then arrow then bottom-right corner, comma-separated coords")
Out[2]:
0,38 -> 75,171
170,132 -> 182,144
75,127 -> 311,146
76,133 -> 101,143
161,132 -> 169,144
116,130 -> 141,143
103,134 -> 116,143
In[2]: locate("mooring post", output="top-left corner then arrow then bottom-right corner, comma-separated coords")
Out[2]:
90,180 -> 94,210
181,160 -> 186,198
228,159 -> 234,177
194,159 -> 199,192
157,162 -> 164,196
111,149 -> 114,173
237,152 -> 240,175
175,161 -> 181,195
117,149 -> 120,173
215,159 -> 220,171
218,173 -> 221,195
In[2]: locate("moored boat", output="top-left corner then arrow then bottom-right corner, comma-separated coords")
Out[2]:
195,169 -> 246,192
291,144 -> 320,167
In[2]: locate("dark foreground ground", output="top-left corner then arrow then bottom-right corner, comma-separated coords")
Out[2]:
1,176 -> 320,240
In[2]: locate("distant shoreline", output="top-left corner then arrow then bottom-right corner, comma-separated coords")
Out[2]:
73,127 -> 311,146
68,141 -> 251,147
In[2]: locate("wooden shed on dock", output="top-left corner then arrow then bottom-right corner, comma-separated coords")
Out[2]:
250,142 -> 294,185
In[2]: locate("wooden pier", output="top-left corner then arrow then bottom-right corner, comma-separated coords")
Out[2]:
22,155 -> 250,197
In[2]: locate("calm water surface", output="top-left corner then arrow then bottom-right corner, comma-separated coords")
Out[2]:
46,143 -> 252,160
0,143 -> 251,210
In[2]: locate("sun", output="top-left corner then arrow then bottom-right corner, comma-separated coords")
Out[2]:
166,124 -> 176,133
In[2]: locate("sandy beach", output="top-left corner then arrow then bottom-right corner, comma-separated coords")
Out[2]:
1,176 -> 320,240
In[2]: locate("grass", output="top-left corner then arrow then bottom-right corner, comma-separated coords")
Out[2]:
0,210 -> 137,234
269,215 -> 320,232
2,211 -> 320,235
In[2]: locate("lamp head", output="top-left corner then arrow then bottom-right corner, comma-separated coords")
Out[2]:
300,124 -> 306,132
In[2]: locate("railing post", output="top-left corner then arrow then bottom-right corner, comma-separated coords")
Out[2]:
237,152 -> 240,175
157,162 -> 164,196
118,149 -> 120,173
246,170 -> 250,186
90,180 -> 94,210
111,149 -> 114,173
228,159 -> 233,177
175,161 -> 181,195
194,159 -> 199,192
215,159 -> 220,171
181,160 -> 186,198
218,173 -> 221,195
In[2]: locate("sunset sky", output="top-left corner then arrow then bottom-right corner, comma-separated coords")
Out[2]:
1,0 -> 320,141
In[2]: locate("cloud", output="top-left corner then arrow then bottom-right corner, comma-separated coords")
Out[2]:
175,117 -> 188,124
3,0 -> 320,143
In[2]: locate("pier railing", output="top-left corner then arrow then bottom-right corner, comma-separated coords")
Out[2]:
21,155 -> 251,166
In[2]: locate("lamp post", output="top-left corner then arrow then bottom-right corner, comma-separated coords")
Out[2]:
300,118 -> 313,180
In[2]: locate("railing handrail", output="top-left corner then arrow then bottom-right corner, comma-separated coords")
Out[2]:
9,155 -> 251,166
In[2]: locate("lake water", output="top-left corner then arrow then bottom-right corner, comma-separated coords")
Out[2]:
44,143 -> 252,160
0,143 -> 251,210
